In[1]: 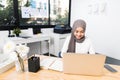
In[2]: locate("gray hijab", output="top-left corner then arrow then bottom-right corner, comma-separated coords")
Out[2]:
67,19 -> 86,53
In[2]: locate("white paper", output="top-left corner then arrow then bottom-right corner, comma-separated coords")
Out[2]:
40,57 -> 63,71
49,59 -> 63,72
40,57 -> 57,69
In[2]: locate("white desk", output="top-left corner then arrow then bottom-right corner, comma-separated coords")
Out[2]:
8,34 -> 51,56
9,34 -> 50,44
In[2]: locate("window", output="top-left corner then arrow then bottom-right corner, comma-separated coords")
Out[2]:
0,0 -> 71,30
19,0 -> 49,26
50,0 -> 69,25
0,0 -> 14,30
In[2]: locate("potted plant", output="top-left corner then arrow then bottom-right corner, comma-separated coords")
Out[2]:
13,27 -> 21,37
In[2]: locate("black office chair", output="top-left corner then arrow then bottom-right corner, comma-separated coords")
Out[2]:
105,56 -> 120,65
96,52 -> 120,65
58,51 -> 62,58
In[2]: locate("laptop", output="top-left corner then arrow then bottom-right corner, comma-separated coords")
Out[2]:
63,53 -> 106,76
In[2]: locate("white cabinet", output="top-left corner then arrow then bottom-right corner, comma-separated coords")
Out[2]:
49,33 -> 70,56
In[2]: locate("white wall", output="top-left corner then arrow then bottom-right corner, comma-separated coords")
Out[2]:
71,0 -> 120,60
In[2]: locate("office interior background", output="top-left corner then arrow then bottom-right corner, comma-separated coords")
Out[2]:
0,0 -> 120,61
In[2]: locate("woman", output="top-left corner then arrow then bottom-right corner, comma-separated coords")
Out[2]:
60,19 -> 95,57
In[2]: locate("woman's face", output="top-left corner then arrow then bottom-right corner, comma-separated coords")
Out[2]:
74,27 -> 85,40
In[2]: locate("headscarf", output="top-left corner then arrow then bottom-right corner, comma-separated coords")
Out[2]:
67,19 -> 86,52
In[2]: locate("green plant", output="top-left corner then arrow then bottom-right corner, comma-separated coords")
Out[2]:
13,27 -> 21,35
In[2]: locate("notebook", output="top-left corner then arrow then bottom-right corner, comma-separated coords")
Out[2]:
63,53 -> 106,76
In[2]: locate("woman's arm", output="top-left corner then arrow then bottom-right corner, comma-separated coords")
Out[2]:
60,36 -> 71,57
88,39 -> 95,54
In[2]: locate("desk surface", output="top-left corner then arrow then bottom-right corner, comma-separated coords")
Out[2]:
0,55 -> 120,80
8,34 -> 50,44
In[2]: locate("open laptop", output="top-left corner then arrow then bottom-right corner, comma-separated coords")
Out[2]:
63,53 -> 106,76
